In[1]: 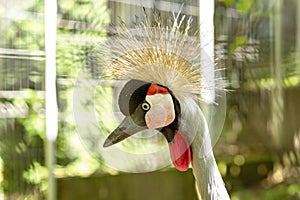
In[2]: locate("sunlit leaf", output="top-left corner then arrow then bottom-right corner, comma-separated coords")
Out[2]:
224,0 -> 234,6
237,0 -> 254,14
230,36 -> 247,55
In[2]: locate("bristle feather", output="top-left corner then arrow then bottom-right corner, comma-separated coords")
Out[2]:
96,8 -> 225,104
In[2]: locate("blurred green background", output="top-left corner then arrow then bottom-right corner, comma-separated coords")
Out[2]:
0,0 -> 300,199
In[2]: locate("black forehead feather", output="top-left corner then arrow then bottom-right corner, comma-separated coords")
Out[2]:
118,79 -> 151,116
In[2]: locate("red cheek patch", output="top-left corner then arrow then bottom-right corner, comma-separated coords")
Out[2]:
168,130 -> 191,172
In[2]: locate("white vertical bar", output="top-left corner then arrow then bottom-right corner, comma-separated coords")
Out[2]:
45,0 -> 58,142
199,0 -> 215,103
45,0 -> 57,200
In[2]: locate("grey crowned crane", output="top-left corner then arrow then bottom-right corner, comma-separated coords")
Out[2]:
101,10 -> 230,200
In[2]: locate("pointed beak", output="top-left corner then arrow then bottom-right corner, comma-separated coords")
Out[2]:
103,104 -> 147,147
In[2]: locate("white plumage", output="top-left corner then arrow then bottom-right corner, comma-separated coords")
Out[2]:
180,98 -> 230,199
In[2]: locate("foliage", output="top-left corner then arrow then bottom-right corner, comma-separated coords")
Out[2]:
0,93 -> 45,197
7,20 -> 45,50
231,181 -> 300,200
236,0 -> 254,14
0,0 -> 110,198
223,0 -> 255,14
54,0 -> 110,176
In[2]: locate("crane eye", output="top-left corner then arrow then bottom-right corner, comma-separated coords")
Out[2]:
141,102 -> 151,111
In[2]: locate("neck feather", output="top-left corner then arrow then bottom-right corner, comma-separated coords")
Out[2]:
191,148 -> 230,200
189,102 -> 230,200
178,97 -> 230,199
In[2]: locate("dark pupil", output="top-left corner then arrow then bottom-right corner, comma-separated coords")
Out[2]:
142,102 -> 150,111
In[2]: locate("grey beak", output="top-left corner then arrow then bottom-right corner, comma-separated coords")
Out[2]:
103,104 -> 148,147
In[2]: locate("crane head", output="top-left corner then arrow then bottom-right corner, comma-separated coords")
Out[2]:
103,79 -> 191,172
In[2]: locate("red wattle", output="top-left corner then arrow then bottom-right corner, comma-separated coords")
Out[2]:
168,130 -> 191,172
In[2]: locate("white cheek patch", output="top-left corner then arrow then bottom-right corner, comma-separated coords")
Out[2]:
145,93 -> 175,129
